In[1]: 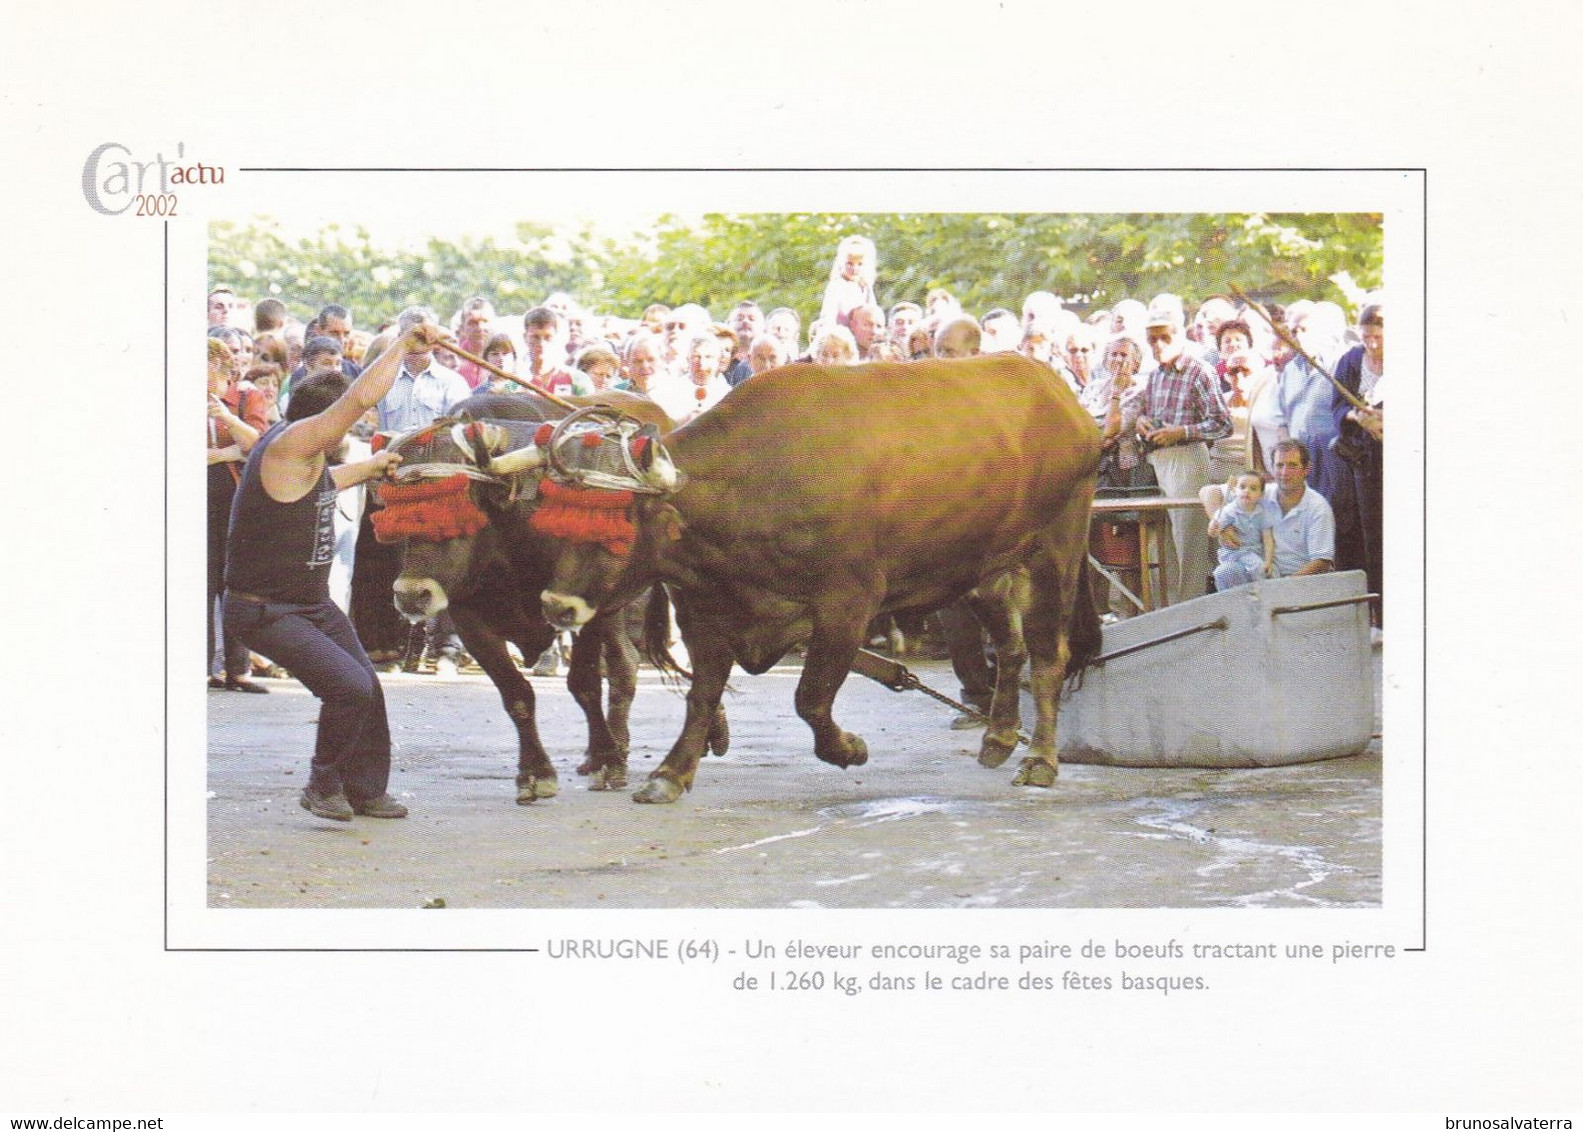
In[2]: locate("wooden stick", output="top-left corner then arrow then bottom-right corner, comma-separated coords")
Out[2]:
439,339 -> 583,414
1229,284 -> 1369,413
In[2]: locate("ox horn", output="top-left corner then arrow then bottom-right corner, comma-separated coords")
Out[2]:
450,421 -> 546,477
488,444 -> 547,477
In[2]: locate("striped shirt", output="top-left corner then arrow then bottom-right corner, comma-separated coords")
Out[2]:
1142,352 -> 1232,443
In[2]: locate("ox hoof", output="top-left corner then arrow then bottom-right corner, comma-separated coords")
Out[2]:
633,777 -> 685,805
977,731 -> 1019,769
816,732 -> 868,769
588,763 -> 629,792
578,747 -> 625,778
708,707 -> 731,758
1011,757 -> 1058,788
516,777 -> 559,804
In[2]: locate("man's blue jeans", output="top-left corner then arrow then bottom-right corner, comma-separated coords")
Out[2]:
223,593 -> 392,801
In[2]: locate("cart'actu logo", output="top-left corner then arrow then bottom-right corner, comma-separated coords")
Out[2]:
82,141 -> 224,216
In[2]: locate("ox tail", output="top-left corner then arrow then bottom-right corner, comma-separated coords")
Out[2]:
641,584 -> 690,684
1063,562 -> 1104,694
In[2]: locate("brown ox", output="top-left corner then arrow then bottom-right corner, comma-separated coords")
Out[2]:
381,391 -> 709,801
533,353 -> 1105,802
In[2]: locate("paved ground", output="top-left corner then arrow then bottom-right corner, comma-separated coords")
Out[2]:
205,651 -> 1382,910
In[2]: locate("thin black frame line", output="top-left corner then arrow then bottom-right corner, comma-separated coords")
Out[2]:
163,220 -> 170,953
238,165 -> 1425,175
171,948 -> 543,954
1407,169 -> 1429,953
181,177 -> 1415,949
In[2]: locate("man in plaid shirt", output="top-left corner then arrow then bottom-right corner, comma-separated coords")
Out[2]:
1135,295 -> 1232,603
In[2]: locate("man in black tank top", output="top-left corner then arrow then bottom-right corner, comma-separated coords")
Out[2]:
224,322 -> 442,821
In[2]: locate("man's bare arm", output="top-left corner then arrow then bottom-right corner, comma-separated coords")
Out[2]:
331,451 -> 403,490
271,323 -> 445,463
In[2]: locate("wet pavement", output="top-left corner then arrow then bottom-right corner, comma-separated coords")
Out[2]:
205,652 -> 1382,910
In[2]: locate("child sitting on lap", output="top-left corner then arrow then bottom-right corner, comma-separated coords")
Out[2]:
1209,470 -> 1277,591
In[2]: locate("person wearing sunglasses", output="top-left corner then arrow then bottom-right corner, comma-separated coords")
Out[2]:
661,303 -> 712,371
1063,324 -> 1099,394
1134,295 -> 1231,604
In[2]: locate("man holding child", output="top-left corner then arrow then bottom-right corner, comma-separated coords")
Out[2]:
1201,438 -> 1335,589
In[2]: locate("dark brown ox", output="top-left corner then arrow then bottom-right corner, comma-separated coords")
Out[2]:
382,391 -> 697,801
534,353 -> 1104,802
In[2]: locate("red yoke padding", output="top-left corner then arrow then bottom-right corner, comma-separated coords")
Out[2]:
370,474 -> 490,543
529,480 -> 637,557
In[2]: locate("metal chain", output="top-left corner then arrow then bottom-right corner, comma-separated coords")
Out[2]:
861,667 -> 1033,747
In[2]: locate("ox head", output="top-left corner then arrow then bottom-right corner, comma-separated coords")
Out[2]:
538,494 -> 686,630
506,407 -> 684,630
375,421 -> 540,622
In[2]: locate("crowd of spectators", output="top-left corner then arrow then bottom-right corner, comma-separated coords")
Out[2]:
204,235 -> 1386,693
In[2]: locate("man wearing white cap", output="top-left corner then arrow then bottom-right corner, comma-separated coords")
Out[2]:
1135,294 -> 1232,603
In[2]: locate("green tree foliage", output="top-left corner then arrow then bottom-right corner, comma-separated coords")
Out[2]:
207,218 -> 598,329
210,212 -> 1382,328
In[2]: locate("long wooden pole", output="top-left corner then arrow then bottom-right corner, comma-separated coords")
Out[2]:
1229,284 -> 1369,412
439,339 -> 583,414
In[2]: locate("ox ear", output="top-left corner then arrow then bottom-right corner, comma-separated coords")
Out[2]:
630,429 -> 683,493
451,421 -> 500,468
628,427 -> 658,470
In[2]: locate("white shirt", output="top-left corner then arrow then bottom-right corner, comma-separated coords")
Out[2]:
1265,482 -> 1335,576
650,374 -> 732,425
